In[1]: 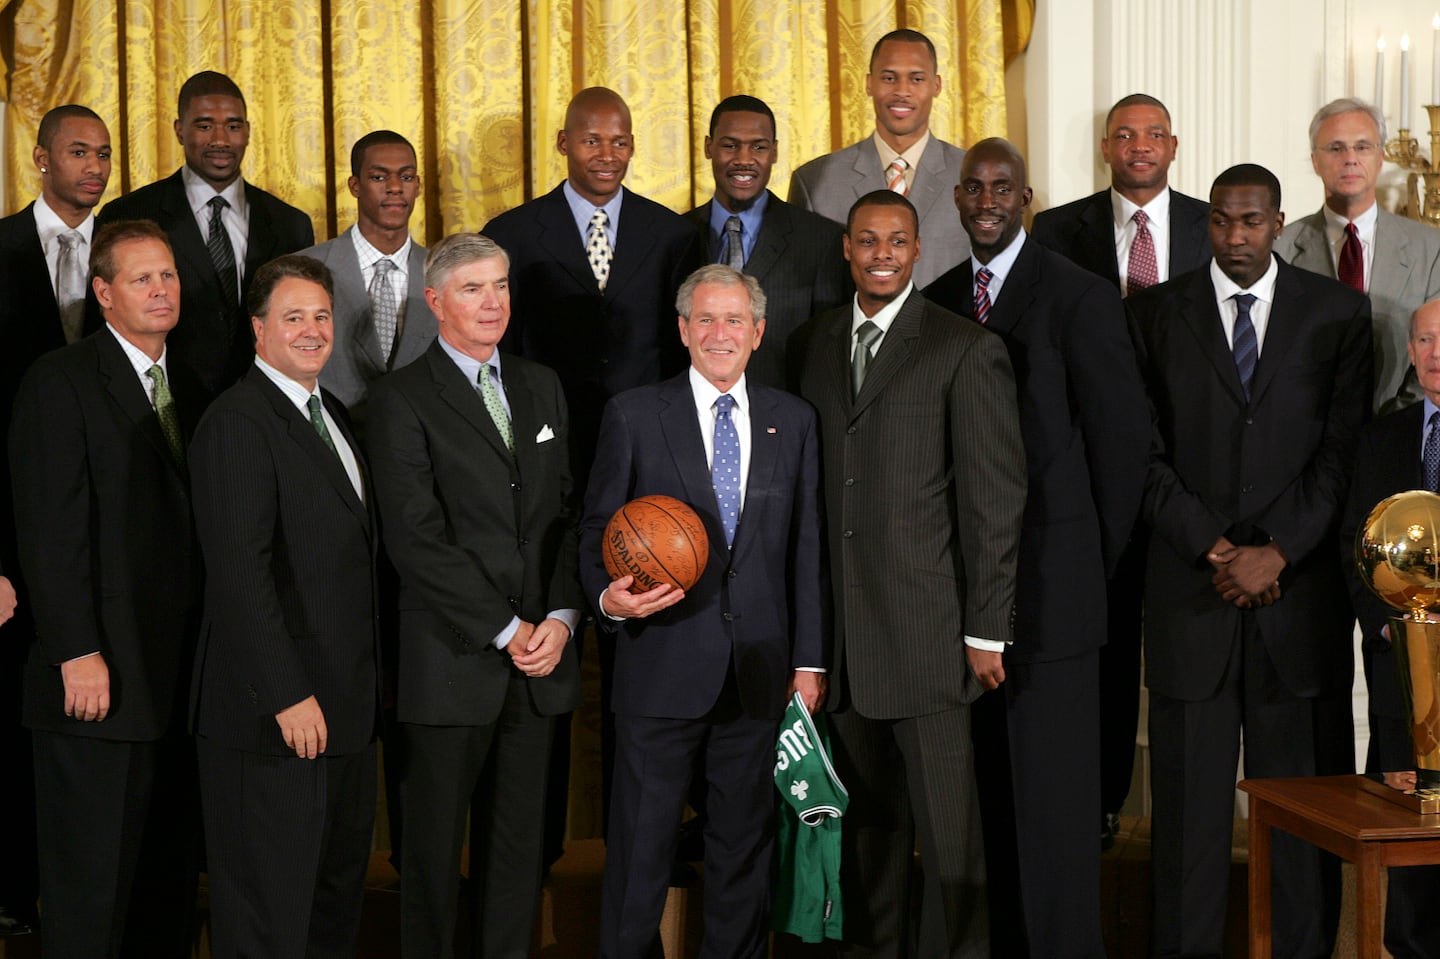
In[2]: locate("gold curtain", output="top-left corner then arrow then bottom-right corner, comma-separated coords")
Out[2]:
2,0 -> 1031,244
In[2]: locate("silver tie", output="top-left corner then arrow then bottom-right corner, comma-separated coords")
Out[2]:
368,258 -> 401,366
55,229 -> 87,343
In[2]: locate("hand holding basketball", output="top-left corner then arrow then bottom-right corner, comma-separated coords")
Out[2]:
602,495 -> 709,592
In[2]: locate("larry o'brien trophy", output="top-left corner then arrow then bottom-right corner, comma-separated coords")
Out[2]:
1357,489 -> 1440,812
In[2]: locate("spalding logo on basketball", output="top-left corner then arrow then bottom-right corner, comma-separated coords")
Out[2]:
603,494 -> 710,593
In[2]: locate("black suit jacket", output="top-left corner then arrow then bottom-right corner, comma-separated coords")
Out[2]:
9,330 -> 200,739
1340,403 -> 1425,770
366,342 -> 583,726
97,170 -> 316,401
189,367 -> 378,757
0,204 -> 103,580
1031,187 -> 1211,291
483,183 -> 704,486
1128,258 -> 1372,701
578,373 -> 826,721
683,192 -> 849,389
798,289 -> 1028,718
925,237 -> 1150,663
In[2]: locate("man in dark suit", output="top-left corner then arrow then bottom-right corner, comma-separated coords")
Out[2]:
300,130 -> 435,436
98,70 -> 315,403
190,255 -> 379,959
1128,164 -> 1371,959
789,29 -> 969,288
366,233 -> 583,957
580,263 -> 826,958
1030,95 -> 1211,847
1339,297 -> 1440,959
0,102 -> 112,937
10,220 -> 201,959
798,191 -> 1027,958
683,95 -> 847,389
483,85 -> 703,856
925,138 -> 1149,959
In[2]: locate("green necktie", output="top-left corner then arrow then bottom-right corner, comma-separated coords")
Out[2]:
146,364 -> 185,466
478,364 -> 513,452
307,394 -> 337,453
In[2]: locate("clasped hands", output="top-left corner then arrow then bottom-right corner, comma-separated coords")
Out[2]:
506,617 -> 572,678
1208,535 -> 1286,608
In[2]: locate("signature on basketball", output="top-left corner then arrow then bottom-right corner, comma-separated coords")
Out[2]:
607,528 -> 660,590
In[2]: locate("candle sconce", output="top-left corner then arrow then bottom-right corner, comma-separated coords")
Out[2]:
1387,106 -> 1440,226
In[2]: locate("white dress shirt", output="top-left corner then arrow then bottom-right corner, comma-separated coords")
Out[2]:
253,355 -> 363,501
33,193 -> 96,290
1321,201 -> 1378,292
968,230 -> 1027,306
689,366 -> 753,507
182,165 -> 248,291
1113,188 -> 1173,292
850,281 -> 915,359
1210,256 -> 1279,355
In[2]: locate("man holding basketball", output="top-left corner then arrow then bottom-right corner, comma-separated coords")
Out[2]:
365,233 -> 584,958
580,263 -> 826,959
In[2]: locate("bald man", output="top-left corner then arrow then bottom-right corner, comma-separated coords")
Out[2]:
482,86 -> 703,863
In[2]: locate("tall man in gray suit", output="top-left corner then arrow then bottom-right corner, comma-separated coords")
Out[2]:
683,95 -> 847,388
1276,97 -> 1440,415
799,191 -> 1027,958
1029,93 -> 1213,850
300,131 -> 435,436
788,29 -> 969,289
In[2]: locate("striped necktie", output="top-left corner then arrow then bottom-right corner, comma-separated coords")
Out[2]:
975,267 -> 994,325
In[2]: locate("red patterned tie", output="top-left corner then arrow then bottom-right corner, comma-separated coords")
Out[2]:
1338,222 -> 1365,292
975,267 -> 994,324
1126,210 -> 1159,297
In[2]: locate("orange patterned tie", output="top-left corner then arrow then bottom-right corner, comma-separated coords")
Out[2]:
885,158 -> 908,195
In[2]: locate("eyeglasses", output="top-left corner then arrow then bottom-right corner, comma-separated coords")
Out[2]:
1318,141 -> 1378,156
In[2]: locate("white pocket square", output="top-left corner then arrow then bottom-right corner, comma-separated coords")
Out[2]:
536,424 -> 556,443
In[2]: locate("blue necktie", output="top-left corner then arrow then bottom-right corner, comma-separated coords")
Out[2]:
1231,293 -> 1258,401
1425,411 -> 1440,493
712,393 -> 740,547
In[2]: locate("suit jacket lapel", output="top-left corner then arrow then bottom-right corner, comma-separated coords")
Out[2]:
97,332 -> 182,480
251,368 -> 368,523
908,138 -> 950,222
608,191 -> 660,299
852,289 -> 923,417
657,375 -> 729,569
984,241 -> 1039,337
1167,189 -> 1208,275
849,141 -> 884,201
1075,190 -> 1121,285
1373,211 -> 1414,295
731,386 -> 779,558
426,344 -> 514,463
744,193 -> 790,285
1248,262 -> 1303,407
159,172 -> 222,292
1283,214 -> 1335,278
243,183 -> 279,284
330,229 -> 388,371
537,186 -> 601,293
1181,272 -> 1248,405
507,361 -> 541,482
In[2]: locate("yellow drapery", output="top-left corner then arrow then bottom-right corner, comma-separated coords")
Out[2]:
3,0 -> 1030,244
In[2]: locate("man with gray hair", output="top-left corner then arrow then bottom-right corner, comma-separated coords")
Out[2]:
1277,97 -> 1440,415
580,263 -> 826,958
366,232 -> 584,958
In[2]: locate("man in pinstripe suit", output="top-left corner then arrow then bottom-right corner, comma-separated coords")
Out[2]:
798,190 -> 1027,958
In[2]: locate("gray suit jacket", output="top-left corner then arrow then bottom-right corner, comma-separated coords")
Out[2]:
1275,207 -> 1440,413
299,228 -> 435,435
798,289 -> 1026,718
788,135 -> 969,289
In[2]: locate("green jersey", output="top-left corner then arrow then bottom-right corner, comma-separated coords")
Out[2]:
772,692 -> 848,943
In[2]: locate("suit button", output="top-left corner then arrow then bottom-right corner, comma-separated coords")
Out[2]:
462,638 -> 471,648
511,482 -> 520,489
520,538 -> 529,546
843,530 -> 854,538
728,570 -> 737,579
599,357 -> 610,365
722,612 -> 734,621
844,478 -> 855,487
507,596 -> 520,612
1245,416 -> 1254,425
846,427 -> 857,435
1241,484 -> 1254,493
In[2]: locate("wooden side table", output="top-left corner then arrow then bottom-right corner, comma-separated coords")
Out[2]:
1239,775 -> 1440,958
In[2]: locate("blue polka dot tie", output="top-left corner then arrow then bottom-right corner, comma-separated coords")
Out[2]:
1425,411 -> 1440,493
712,393 -> 740,548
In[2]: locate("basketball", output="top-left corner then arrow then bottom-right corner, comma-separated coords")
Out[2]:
603,494 -> 710,593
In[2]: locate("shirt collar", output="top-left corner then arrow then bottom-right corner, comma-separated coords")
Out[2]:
1322,201 -> 1378,243
105,322 -> 167,378
969,230 -> 1027,284
563,180 -> 624,234
1210,254 -> 1280,306
254,354 -> 322,411
182,164 -> 247,220
688,365 -> 748,412
350,226 -> 412,273
708,190 -> 769,240
1112,187 -> 1172,229
437,334 -> 503,386
872,130 -> 930,174
852,282 -> 915,337
32,194 -> 95,247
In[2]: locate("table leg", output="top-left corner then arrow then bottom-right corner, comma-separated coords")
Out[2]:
1249,799 -> 1273,959
1356,847 -> 1382,958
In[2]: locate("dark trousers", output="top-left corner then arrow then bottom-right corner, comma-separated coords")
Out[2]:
600,687 -> 776,959
400,673 -> 555,959
198,737 -> 375,959
32,727 -> 199,959
1099,535 -> 1146,813
973,649 -> 1105,959
1149,620 -> 1337,959
829,705 -> 988,959
0,612 -> 37,917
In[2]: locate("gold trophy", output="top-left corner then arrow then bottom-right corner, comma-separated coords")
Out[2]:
1357,489 -> 1440,811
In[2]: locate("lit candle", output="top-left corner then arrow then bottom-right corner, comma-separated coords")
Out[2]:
1378,36 -> 1387,110
1403,34 -> 1412,126
1432,13 -> 1439,104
